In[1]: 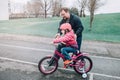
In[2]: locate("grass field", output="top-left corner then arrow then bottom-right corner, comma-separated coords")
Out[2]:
81,13 -> 120,42
0,13 -> 120,42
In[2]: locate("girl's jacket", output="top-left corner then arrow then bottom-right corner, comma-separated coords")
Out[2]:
53,30 -> 78,49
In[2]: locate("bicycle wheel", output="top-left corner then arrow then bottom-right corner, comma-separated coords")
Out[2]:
38,56 -> 58,75
73,56 -> 93,74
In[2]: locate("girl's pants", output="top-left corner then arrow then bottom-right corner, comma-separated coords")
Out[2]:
61,47 -> 77,60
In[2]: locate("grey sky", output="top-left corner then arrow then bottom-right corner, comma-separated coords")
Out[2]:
63,0 -> 120,14
11,0 -> 120,14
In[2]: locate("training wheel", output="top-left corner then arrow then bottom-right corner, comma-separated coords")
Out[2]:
82,73 -> 87,78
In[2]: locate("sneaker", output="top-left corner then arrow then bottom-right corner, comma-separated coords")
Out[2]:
64,60 -> 72,65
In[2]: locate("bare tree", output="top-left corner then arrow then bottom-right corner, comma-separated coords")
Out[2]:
26,2 -> 33,17
26,0 -> 52,18
52,0 -> 61,17
87,0 -> 104,31
39,0 -> 53,18
26,0 -> 43,18
32,1 -> 43,17
8,0 -> 11,14
70,7 -> 79,16
77,0 -> 87,17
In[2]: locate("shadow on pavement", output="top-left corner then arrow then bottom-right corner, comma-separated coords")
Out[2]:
0,59 -> 88,80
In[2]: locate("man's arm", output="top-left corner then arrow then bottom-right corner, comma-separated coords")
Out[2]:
74,17 -> 84,35
55,20 -> 62,38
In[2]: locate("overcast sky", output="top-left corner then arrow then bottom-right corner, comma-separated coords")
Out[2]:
63,0 -> 120,14
96,0 -> 120,14
11,0 -> 120,14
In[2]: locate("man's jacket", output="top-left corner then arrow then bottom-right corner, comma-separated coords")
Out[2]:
58,14 -> 84,37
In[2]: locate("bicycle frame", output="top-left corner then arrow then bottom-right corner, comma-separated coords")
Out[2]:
46,49 -> 90,69
54,50 -> 65,60
46,50 -> 65,62
50,50 -> 89,65
75,52 -> 89,59
53,50 -> 89,61
38,49 -> 92,78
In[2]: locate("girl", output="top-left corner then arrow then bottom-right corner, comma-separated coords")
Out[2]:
53,23 -> 78,66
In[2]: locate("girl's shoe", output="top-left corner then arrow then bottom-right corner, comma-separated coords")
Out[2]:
64,60 -> 72,65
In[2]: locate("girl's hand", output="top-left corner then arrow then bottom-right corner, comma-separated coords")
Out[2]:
74,34 -> 77,40
55,33 -> 60,38
61,42 -> 66,45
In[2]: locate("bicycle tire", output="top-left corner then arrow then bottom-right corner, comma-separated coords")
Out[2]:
38,56 -> 58,75
73,56 -> 93,74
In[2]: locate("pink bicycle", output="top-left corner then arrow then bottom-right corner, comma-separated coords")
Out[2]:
38,44 -> 93,78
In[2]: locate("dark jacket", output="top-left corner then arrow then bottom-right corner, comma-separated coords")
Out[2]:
58,13 -> 84,37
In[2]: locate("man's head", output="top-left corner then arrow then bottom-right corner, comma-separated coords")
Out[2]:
60,7 -> 70,19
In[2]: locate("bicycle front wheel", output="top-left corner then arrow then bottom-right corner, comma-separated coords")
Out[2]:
73,56 -> 93,74
38,56 -> 58,75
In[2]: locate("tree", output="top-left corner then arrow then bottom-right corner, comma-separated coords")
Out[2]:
26,1 -> 43,18
70,7 -> 79,16
32,1 -> 43,17
77,0 -> 87,17
52,0 -> 61,17
40,0 -> 53,18
87,0 -> 104,31
26,2 -> 33,17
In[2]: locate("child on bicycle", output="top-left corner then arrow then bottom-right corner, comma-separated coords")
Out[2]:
53,23 -> 78,66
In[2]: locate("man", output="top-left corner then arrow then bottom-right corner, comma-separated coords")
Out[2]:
56,7 -> 84,51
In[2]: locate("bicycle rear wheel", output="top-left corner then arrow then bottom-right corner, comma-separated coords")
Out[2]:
73,56 -> 93,74
38,56 -> 58,75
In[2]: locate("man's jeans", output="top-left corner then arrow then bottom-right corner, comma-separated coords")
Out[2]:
77,35 -> 82,51
61,47 -> 77,60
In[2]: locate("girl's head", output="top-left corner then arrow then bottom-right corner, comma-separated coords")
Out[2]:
60,23 -> 72,34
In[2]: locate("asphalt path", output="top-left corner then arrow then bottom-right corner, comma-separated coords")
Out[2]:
0,39 -> 120,80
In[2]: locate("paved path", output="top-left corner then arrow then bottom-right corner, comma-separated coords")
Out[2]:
0,39 -> 120,80
0,33 -> 120,58
0,34 -> 120,80
0,58 -> 83,80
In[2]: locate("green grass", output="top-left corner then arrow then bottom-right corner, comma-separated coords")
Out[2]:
0,13 -> 120,42
0,18 -> 60,37
81,13 -> 120,42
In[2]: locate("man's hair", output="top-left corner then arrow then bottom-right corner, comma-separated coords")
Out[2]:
60,7 -> 69,13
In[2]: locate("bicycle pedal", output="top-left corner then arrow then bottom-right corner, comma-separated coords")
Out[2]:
69,62 -> 73,64
63,64 -> 68,68
69,65 -> 73,68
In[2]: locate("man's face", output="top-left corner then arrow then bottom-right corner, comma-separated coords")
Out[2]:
60,10 -> 69,19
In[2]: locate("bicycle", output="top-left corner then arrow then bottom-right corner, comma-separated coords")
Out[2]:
38,43 -> 93,78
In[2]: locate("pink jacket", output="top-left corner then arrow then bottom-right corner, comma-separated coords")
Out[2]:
53,30 -> 78,48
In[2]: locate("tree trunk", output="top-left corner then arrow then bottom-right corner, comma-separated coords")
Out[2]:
89,12 -> 94,31
45,9 -> 47,18
83,10 -> 86,17
44,1 -> 47,18
80,9 -> 83,17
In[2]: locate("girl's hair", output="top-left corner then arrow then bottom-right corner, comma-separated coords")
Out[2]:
64,29 -> 70,34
